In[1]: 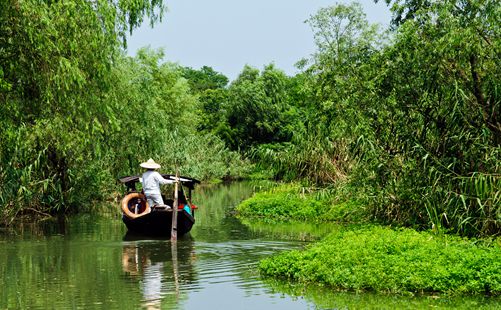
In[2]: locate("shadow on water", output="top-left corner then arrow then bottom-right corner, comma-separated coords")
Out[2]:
238,218 -> 335,241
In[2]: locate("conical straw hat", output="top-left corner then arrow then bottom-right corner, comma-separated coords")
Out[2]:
140,158 -> 161,169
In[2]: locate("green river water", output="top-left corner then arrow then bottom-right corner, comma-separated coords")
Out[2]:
1,181 -> 499,309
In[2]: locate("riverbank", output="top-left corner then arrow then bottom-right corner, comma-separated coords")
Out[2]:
235,184 -> 501,296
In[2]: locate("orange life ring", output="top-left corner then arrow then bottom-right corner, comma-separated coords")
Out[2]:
121,192 -> 151,219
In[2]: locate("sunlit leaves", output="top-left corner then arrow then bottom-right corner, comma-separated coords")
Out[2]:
306,2 -> 384,77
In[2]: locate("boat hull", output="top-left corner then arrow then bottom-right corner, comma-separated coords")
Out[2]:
122,209 -> 195,237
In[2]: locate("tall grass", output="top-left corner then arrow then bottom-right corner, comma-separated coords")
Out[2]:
424,173 -> 501,236
250,125 -> 353,185
152,131 -> 251,181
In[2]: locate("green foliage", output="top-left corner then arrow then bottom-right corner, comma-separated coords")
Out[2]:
357,0 -> 501,236
222,65 -> 299,150
260,225 -> 501,295
181,66 -> 229,92
250,2 -> 382,185
0,0 -> 166,219
105,48 -> 200,175
0,1 -> 248,223
180,66 -> 230,134
246,1 -> 500,237
236,184 -> 365,223
1,0 -> 499,240
153,131 -> 252,181
236,184 -> 324,221
375,0 -> 433,27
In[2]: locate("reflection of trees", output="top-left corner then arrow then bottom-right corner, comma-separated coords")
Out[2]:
191,181 -> 273,241
121,234 -> 197,309
238,219 -> 334,241
0,218 -> 143,309
263,278 -> 499,310
3,216 -> 68,237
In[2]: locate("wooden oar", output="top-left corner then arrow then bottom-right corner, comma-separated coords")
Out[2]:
171,239 -> 180,300
171,170 -> 179,241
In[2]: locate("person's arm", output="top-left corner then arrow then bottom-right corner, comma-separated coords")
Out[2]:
155,172 -> 174,185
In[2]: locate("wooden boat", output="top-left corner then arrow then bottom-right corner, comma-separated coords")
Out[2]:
118,174 -> 200,236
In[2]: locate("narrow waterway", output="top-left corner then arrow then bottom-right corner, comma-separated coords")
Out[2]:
0,181 -> 498,309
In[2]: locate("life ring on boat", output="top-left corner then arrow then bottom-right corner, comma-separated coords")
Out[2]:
121,192 -> 151,219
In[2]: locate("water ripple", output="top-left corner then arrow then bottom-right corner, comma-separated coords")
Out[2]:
169,240 -> 303,295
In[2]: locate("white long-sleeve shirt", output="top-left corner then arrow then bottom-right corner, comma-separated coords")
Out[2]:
141,170 -> 173,195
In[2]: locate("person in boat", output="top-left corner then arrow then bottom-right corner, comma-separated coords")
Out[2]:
140,158 -> 174,208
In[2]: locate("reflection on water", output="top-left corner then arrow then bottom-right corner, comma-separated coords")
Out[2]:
1,181 -> 500,309
264,279 -> 501,310
121,234 -> 197,309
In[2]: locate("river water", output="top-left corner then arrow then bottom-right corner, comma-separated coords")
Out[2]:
0,181 -> 499,309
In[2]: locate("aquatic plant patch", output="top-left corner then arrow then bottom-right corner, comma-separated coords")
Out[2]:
259,226 -> 501,295
235,184 -> 365,223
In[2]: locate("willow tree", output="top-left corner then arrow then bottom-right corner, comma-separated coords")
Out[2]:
0,0 -> 165,219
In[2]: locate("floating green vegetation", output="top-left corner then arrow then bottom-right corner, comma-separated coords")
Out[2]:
259,225 -> 501,295
235,183 -> 367,223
